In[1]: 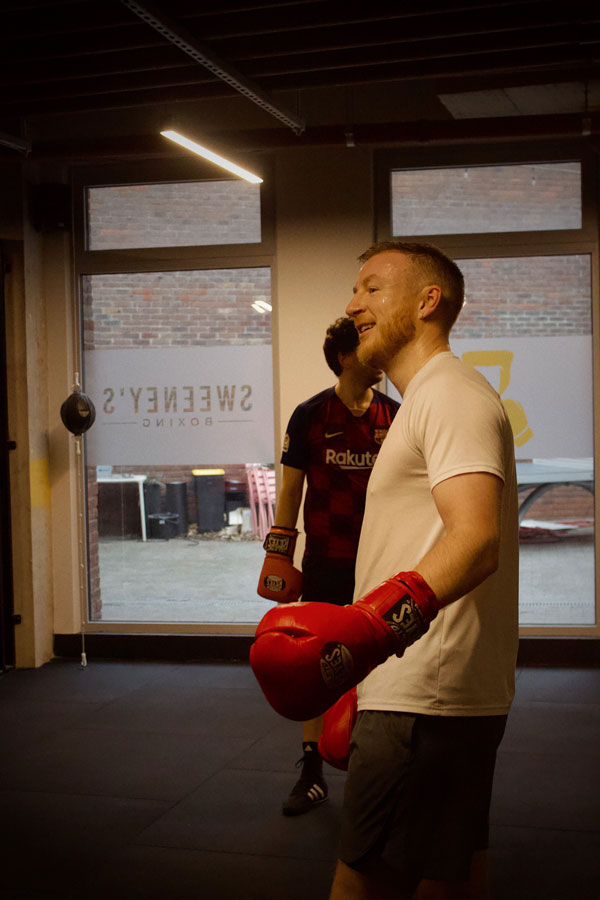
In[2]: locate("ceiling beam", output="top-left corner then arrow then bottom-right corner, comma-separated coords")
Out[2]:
5,23 -> 589,87
119,0 -> 306,134
1,53 -> 593,120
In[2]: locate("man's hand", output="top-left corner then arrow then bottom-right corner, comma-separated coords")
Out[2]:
257,526 -> 303,603
250,571 -> 439,720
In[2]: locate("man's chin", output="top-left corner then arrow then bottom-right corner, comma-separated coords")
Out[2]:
357,343 -> 386,372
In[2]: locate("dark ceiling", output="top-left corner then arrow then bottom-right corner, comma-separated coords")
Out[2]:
1,0 -> 599,158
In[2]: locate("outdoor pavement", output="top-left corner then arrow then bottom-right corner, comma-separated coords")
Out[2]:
98,534 -> 269,624
95,526 -> 596,627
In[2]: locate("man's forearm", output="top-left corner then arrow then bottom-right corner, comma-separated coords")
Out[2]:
415,529 -> 500,608
273,466 -> 305,530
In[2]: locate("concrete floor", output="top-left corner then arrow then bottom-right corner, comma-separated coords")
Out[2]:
95,528 -> 596,627
1,660 -> 599,900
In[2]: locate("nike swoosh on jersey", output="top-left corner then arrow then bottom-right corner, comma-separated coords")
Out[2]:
325,431 -> 344,438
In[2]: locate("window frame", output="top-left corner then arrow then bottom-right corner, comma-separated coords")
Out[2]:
376,141 -> 597,248
73,156 -> 275,272
71,156 -> 277,637
375,139 -> 600,639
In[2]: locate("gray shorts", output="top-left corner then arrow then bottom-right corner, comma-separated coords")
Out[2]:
339,710 -> 507,889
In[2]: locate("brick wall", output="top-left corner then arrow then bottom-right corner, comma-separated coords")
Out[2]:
454,255 -> 591,339
87,180 -> 261,249
392,162 -> 581,234
82,268 -> 272,350
519,484 -> 594,522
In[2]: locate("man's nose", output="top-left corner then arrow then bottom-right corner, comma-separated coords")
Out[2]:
346,292 -> 363,317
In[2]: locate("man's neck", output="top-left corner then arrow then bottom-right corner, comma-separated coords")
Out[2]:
335,375 -> 375,417
386,336 -> 451,397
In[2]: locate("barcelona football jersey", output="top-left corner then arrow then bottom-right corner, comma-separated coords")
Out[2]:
281,387 -> 399,562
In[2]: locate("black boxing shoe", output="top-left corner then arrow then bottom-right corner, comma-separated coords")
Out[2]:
282,745 -> 328,816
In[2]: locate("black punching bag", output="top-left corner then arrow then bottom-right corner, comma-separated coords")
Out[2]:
60,390 -> 96,435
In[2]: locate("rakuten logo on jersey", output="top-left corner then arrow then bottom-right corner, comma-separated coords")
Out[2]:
324,448 -> 378,469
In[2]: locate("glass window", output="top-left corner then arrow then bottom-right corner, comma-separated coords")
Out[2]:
453,255 -> 594,627
386,253 -> 595,627
381,145 -> 597,636
86,180 -> 262,249
391,162 -> 581,235
83,267 -> 274,624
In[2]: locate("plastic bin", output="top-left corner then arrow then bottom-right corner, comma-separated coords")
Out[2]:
165,481 -> 188,535
147,512 -> 179,540
143,481 -> 162,533
193,468 -> 226,533
225,478 -> 248,522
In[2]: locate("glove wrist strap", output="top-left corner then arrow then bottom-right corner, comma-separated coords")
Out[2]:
357,570 -> 439,656
263,527 -> 298,557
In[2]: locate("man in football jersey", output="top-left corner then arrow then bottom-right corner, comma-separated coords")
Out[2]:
257,316 -> 399,816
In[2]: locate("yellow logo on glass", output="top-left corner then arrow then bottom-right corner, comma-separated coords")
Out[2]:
462,350 -> 533,447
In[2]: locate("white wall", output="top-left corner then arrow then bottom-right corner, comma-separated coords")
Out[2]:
274,145 -> 374,446
273,145 -> 374,561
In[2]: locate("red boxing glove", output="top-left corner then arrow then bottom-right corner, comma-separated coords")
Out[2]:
318,687 -> 357,771
250,571 -> 439,721
257,526 -> 303,603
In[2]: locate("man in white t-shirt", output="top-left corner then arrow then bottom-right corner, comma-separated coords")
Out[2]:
327,242 -> 519,900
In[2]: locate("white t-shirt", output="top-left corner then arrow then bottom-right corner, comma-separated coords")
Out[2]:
355,352 -> 519,716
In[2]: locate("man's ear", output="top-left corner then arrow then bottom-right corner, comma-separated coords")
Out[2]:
419,285 -> 443,320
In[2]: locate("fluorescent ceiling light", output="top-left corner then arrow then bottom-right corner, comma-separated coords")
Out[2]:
160,130 -> 263,184
0,130 -> 30,153
252,299 -> 272,313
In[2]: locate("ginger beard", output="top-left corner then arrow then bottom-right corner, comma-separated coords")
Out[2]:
356,305 -> 417,372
